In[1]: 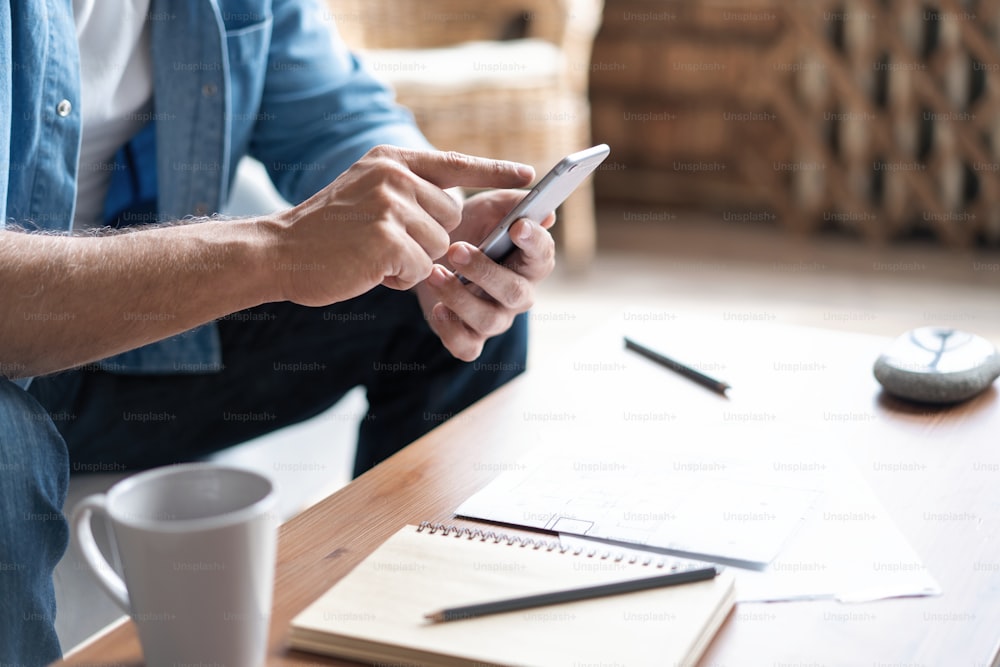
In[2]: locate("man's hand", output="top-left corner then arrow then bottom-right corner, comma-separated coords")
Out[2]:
0,147 -> 536,379
263,146 -> 534,306
415,189 -> 557,361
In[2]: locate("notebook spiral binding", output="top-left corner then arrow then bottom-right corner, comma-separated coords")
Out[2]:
416,521 -> 699,571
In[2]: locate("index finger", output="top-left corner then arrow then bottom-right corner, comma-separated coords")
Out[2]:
394,147 -> 535,191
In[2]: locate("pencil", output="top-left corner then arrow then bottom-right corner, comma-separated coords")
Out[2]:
424,566 -> 718,623
624,337 -> 731,396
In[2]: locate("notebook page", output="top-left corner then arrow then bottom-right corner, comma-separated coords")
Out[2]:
291,524 -> 736,667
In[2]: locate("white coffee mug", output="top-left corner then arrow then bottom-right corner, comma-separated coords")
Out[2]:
72,463 -> 279,667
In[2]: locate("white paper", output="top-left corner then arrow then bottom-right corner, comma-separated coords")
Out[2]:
457,428 -> 940,602
457,431 -> 821,566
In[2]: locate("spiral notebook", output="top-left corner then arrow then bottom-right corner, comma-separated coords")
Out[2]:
289,523 -> 736,667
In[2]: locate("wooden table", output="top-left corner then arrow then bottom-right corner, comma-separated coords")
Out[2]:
60,318 -> 1000,666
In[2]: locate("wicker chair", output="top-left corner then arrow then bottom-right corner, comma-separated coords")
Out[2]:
329,0 -> 604,268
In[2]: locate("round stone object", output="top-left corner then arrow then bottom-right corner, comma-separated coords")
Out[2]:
873,327 -> 1000,404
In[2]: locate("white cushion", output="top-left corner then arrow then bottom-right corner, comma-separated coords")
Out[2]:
357,39 -> 563,91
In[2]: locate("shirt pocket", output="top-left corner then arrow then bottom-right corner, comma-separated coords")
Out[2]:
226,17 -> 273,71
225,17 -> 273,156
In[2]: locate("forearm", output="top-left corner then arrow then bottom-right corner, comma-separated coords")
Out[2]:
0,145 -> 535,378
0,219 -> 274,378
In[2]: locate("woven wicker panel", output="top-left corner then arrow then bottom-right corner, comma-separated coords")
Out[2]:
744,0 -> 1000,244
592,0 -> 1000,245
590,1 -> 792,215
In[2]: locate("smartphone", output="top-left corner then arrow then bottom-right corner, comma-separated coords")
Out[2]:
459,144 -> 611,281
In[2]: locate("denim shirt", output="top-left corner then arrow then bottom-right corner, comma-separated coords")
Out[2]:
1,0 -> 431,379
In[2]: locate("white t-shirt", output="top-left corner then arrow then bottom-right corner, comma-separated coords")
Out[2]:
72,0 -> 154,229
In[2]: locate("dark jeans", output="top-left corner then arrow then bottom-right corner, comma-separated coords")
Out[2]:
3,287 -> 526,665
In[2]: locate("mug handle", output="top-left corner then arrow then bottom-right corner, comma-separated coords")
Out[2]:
71,494 -> 131,613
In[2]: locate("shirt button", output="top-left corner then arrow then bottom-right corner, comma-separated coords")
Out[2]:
56,99 -> 72,117
202,84 -> 218,97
